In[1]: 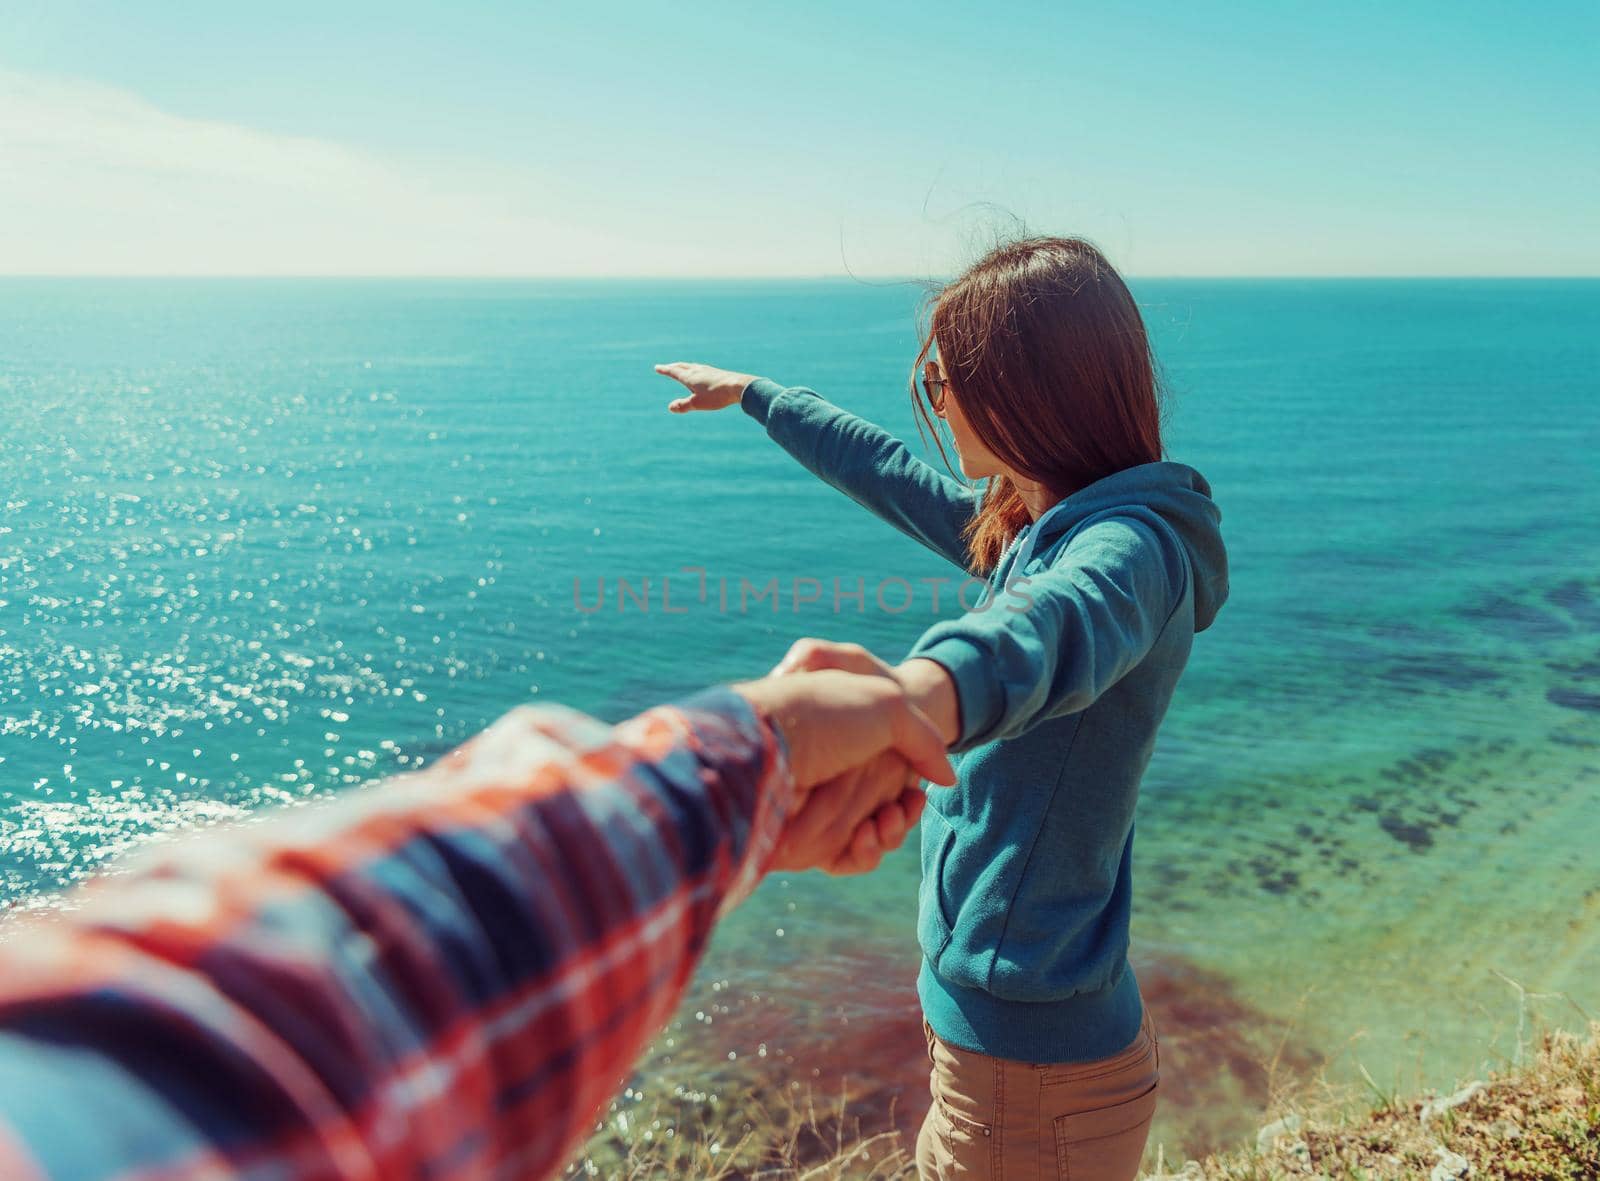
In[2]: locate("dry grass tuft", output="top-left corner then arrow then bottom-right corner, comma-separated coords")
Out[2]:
570,1024 -> 1599,1179
1150,1022 -> 1600,1180
568,1079 -> 918,1180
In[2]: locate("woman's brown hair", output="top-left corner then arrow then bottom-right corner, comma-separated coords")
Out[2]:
910,236 -> 1166,573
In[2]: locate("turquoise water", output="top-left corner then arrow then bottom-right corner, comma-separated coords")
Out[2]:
3,278 -> 1597,1158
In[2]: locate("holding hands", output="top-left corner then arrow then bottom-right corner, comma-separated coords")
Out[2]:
734,641 -> 961,878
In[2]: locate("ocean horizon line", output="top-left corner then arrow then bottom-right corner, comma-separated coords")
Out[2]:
1,272 -> 1597,283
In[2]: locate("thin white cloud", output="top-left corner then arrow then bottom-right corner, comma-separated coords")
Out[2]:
0,69 -> 701,275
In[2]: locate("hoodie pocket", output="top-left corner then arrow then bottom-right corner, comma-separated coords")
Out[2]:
917,808 -> 956,962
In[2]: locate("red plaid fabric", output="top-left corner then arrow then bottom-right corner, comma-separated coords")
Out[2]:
0,685 -> 791,1180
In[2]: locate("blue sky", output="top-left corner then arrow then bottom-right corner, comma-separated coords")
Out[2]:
3,1 -> 1596,276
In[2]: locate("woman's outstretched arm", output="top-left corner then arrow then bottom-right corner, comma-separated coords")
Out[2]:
656,362 -> 979,572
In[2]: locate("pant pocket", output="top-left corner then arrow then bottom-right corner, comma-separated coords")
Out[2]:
922,1028 -> 998,1179
1052,1082 -> 1158,1181
930,1096 -> 994,1178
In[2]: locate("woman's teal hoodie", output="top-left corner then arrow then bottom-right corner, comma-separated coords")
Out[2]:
741,377 -> 1229,1063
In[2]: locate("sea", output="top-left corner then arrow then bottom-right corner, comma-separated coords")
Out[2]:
2,277 -> 1596,1163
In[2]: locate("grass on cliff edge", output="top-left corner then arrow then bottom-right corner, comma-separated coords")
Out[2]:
1149,1022 -> 1599,1181
568,1023 -> 1599,1179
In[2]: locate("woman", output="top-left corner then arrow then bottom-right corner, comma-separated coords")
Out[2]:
655,236 -> 1229,1181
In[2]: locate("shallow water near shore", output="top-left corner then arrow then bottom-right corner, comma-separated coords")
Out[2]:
3,277 -> 1597,1159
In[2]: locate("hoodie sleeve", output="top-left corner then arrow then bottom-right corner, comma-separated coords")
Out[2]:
905,514 -> 1188,750
741,377 -> 978,572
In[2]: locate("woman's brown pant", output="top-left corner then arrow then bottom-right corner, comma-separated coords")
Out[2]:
915,1011 -> 1159,1181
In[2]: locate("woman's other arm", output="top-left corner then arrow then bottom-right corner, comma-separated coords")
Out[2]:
771,516 -> 1187,752
906,516 -> 1187,749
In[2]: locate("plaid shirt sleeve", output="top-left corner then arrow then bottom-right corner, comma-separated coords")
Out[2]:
0,683 -> 795,1181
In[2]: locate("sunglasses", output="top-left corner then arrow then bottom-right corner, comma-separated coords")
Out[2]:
920,359 -> 949,414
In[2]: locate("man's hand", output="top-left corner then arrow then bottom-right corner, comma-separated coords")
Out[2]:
770,637 -> 962,747
771,750 -> 928,876
828,782 -> 927,874
655,361 -> 762,413
732,668 -> 953,793
732,669 -> 953,874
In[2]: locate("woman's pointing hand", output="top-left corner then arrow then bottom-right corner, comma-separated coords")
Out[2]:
654,361 -> 761,413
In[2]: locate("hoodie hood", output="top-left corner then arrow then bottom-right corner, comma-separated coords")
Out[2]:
1005,460 -> 1229,632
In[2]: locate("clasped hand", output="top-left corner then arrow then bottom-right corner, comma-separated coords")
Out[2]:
734,640 -> 955,877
